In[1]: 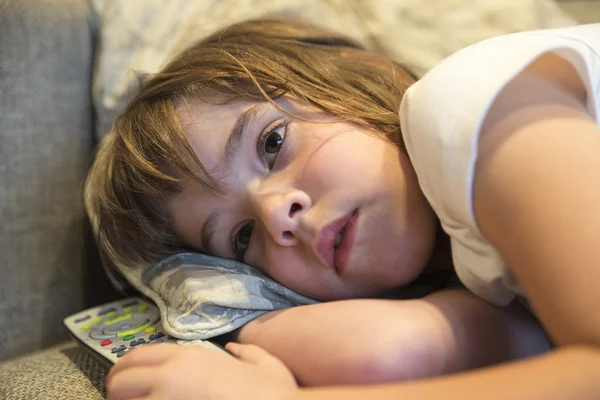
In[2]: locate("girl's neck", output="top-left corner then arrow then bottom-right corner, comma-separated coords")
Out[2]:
386,223 -> 455,300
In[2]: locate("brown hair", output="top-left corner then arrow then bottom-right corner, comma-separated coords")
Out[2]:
84,18 -> 415,272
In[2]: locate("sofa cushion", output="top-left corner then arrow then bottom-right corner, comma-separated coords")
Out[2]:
0,342 -> 107,400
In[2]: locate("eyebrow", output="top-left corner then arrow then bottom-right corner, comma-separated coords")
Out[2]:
201,209 -> 220,256
200,102 -> 267,255
219,102 -> 268,176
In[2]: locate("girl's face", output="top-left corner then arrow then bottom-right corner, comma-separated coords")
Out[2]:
169,97 -> 437,301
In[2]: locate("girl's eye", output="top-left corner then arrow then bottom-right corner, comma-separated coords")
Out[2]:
234,221 -> 255,258
258,121 -> 287,169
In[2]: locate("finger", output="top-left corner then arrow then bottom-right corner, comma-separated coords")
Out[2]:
225,342 -> 279,366
107,366 -> 157,400
107,343 -> 179,384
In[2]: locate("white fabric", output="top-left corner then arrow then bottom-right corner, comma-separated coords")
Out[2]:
400,24 -> 600,306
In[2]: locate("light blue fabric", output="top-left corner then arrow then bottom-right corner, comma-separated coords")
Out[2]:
121,253 -> 318,339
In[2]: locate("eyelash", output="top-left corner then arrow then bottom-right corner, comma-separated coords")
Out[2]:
232,120 -> 288,259
257,120 -> 288,169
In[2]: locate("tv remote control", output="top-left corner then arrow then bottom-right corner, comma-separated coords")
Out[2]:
64,297 -> 230,367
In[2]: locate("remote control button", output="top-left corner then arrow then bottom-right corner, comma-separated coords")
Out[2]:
104,315 -> 147,337
92,327 -> 104,335
148,332 -> 165,341
74,315 -> 90,323
145,327 -> 156,334
104,313 -> 132,326
81,324 -> 91,330
106,311 -> 117,318
111,345 -> 127,353
101,339 -> 112,346
123,334 -> 135,341
149,338 -> 164,344
89,325 -> 114,340
91,317 -> 102,324
139,305 -> 149,312
117,349 -> 130,358
130,338 -> 146,347
122,307 -> 132,313
98,307 -> 117,316
117,323 -> 151,338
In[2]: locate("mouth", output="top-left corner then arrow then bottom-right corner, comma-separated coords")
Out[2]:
315,209 -> 359,274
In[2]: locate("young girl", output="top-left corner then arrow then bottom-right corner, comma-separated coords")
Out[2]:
86,18 -> 600,399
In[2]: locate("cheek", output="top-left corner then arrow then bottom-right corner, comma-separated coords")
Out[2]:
262,252 -> 309,289
295,132 -> 385,188
260,249 -> 377,301
260,249 -> 334,299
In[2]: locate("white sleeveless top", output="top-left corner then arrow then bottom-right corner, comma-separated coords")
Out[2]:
400,24 -> 600,306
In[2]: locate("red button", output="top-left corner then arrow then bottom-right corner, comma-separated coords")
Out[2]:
101,340 -> 113,346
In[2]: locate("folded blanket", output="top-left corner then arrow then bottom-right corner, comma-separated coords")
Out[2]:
119,253 -> 318,339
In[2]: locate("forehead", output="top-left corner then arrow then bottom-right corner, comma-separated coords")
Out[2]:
177,97 -> 257,172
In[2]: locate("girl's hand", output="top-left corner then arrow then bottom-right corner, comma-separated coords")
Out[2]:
105,342 -> 298,400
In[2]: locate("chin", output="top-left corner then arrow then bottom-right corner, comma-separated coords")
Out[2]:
369,257 -> 428,289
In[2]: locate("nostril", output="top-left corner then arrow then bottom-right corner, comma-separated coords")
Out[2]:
289,203 -> 302,217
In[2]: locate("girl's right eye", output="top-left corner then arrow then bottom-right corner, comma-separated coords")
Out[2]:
233,221 -> 255,258
258,120 -> 287,169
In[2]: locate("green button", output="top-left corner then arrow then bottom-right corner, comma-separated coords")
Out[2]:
104,313 -> 132,326
117,323 -> 151,338
123,307 -> 132,313
106,311 -> 117,317
139,305 -> 148,311
81,324 -> 90,330
123,334 -> 135,341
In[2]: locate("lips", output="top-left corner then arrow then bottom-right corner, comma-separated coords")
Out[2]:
314,209 -> 358,274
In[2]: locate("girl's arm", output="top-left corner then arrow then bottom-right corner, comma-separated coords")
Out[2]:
474,52 -> 600,350
229,288 -> 548,386
106,288 -> 550,400
298,346 -> 600,400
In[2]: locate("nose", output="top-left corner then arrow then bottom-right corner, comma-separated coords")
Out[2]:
252,188 -> 311,246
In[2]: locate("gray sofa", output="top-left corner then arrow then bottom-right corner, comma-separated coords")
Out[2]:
0,1 -> 121,398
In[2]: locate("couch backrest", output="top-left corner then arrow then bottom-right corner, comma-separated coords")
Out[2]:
0,0 -> 119,362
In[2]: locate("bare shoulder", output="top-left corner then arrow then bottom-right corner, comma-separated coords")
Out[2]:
473,48 -> 600,347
